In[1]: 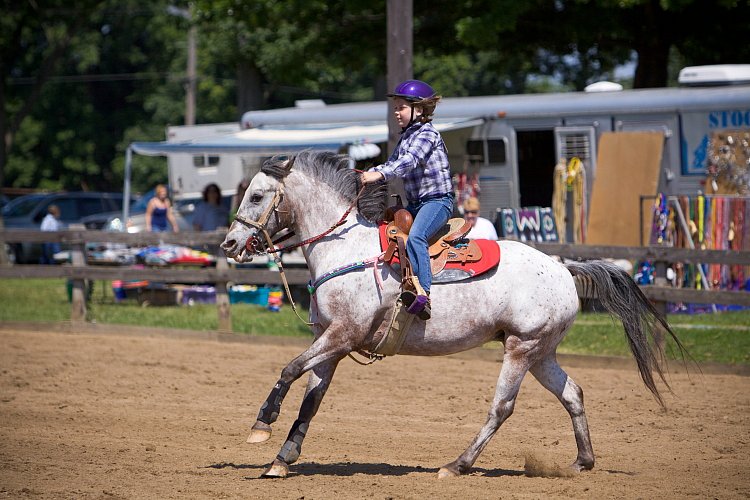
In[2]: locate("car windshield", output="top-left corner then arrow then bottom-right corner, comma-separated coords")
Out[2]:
2,195 -> 46,217
130,189 -> 156,212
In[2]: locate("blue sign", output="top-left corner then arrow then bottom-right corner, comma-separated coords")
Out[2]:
682,110 -> 750,176
496,207 -> 559,243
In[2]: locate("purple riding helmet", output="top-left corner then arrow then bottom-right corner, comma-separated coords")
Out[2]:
387,80 -> 436,102
388,80 -> 438,129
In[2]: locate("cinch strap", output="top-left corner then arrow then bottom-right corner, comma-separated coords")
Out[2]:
307,252 -> 385,295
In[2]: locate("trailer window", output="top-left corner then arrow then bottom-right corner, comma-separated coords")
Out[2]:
465,139 -> 506,166
487,140 -> 506,163
466,140 -> 484,166
192,155 -> 221,168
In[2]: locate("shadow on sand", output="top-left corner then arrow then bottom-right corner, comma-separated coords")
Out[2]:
206,461 -> 525,479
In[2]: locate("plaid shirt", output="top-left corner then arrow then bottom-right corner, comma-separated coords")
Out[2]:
372,121 -> 452,203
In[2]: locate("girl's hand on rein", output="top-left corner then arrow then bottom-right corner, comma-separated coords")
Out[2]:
360,171 -> 385,184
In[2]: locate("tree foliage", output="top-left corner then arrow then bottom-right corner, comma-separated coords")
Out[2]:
2,0 -> 749,194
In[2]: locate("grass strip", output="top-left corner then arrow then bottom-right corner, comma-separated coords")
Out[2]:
1,279 -> 748,364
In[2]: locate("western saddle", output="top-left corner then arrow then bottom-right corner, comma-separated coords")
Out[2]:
382,198 -> 484,296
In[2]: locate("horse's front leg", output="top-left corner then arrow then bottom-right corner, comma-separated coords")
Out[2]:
262,359 -> 340,478
247,323 -> 353,444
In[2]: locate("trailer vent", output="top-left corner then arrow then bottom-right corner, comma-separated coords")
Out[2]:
561,134 -> 591,162
479,179 -> 515,215
555,126 -> 597,166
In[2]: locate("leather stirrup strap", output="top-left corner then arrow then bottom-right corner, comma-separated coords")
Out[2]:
396,236 -> 410,282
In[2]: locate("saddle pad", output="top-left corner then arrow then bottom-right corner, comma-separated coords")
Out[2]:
378,223 -> 501,283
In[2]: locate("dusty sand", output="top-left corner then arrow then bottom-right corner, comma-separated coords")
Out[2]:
0,326 -> 748,499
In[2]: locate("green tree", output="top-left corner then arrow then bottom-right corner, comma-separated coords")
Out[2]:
2,1 -> 206,194
195,0 -> 387,111
1,0 -> 100,193
443,0 -> 750,90
3,0 -> 749,199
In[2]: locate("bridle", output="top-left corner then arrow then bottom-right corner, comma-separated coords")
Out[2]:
229,158 -> 368,327
231,163 -> 391,367
232,181 -> 290,255
232,169 -> 367,257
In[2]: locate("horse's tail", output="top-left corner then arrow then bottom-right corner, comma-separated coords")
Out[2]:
565,260 -> 689,408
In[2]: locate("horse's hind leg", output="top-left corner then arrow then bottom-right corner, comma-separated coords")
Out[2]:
262,359 -> 339,478
530,355 -> 594,471
438,351 -> 531,478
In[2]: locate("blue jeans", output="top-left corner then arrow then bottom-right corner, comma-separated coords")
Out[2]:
407,194 -> 453,294
40,242 -> 61,265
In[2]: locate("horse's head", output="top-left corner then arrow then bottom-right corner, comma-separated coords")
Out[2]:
220,169 -> 292,262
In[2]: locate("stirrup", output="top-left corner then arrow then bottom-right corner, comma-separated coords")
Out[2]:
400,290 -> 431,320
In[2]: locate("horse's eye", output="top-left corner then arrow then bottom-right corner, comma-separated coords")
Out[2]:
250,193 -> 263,203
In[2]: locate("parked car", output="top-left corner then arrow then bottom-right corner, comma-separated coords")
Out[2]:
94,193 -> 232,233
2,191 -> 136,263
90,192 -> 190,234
102,208 -> 192,233
79,191 -> 155,230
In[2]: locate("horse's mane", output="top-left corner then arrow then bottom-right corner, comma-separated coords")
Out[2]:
261,151 -> 387,222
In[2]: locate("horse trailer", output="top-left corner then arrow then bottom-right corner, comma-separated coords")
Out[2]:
130,66 -> 749,231
237,66 -> 750,221
164,122 -> 242,201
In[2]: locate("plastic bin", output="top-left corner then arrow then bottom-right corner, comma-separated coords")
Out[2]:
181,285 -> 216,305
137,286 -> 179,306
229,285 -> 270,305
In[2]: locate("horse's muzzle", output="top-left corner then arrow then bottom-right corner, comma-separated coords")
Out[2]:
219,237 -> 239,257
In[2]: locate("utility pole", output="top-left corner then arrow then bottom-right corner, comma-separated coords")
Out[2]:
386,0 -> 412,202
167,5 -> 196,125
185,23 -> 196,125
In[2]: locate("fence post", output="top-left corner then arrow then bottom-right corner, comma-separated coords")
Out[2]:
652,258 -> 668,352
215,248 -> 232,332
69,226 -> 87,323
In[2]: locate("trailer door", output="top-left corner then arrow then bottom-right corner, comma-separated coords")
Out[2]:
475,120 -> 517,214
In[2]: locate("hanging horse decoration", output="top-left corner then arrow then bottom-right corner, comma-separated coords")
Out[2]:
220,151 -> 687,479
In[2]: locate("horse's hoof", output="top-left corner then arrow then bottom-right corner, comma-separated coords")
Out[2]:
437,466 -> 460,479
570,459 -> 594,472
261,459 -> 289,478
247,421 -> 272,443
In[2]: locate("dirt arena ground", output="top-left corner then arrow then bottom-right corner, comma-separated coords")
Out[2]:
0,325 -> 748,499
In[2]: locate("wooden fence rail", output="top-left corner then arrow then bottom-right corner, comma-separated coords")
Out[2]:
1,229 -> 749,332
526,242 -> 750,309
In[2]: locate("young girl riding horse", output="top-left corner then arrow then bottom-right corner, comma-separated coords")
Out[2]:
360,79 -> 454,320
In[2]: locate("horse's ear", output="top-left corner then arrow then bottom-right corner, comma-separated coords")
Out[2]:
285,155 -> 296,171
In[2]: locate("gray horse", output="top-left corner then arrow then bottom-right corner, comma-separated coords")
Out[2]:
220,151 -> 685,478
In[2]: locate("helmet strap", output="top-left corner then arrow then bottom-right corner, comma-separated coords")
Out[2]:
402,103 -> 421,132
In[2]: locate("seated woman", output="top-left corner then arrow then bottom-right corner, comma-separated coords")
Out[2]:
192,183 -> 229,231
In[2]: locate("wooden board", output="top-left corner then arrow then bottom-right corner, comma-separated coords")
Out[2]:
587,131 -> 664,246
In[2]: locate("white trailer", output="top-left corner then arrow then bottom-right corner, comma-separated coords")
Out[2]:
165,122 -> 243,201
127,66 -> 750,238
239,65 -> 750,220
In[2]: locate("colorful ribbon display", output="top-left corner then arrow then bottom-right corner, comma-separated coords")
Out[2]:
649,194 -> 748,292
